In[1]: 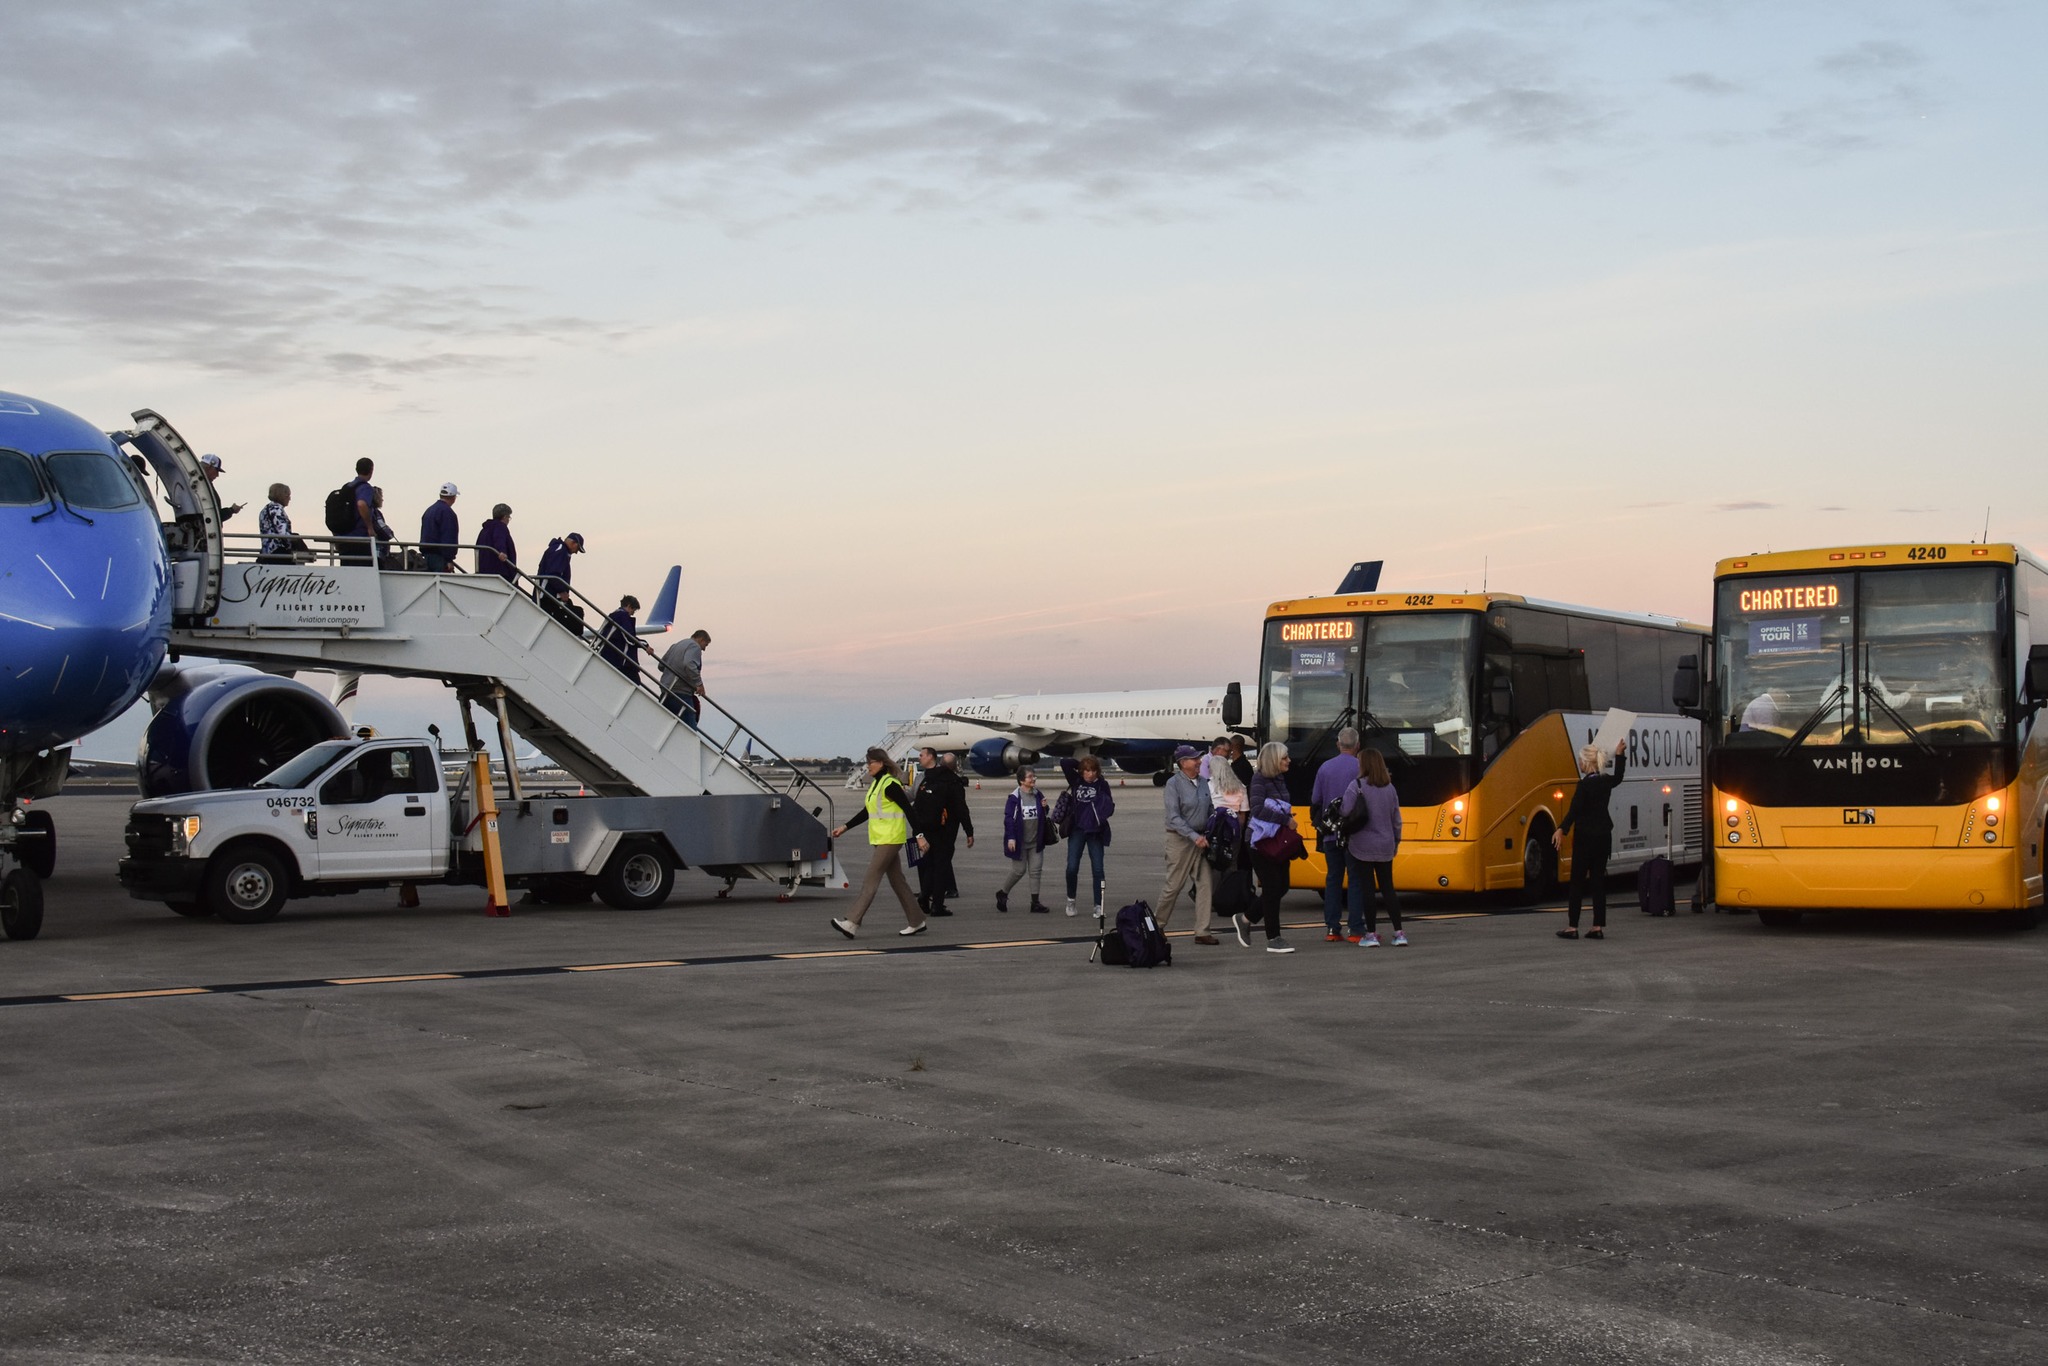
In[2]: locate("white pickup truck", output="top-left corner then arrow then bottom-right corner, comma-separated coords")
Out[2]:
119,736 -> 833,923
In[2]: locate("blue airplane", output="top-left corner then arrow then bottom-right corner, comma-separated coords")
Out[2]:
0,390 -> 175,936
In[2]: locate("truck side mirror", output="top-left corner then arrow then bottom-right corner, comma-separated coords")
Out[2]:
1221,681 -> 1242,728
1672,655 -> 1701,712
2028,646 -> 2048,710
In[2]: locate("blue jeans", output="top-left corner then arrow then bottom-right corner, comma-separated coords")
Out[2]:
1065,832 -> 1106,905
1322,844 -> 1349,931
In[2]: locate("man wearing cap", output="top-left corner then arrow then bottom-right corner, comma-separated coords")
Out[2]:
199,454 -> 244,520
534,532 -> 585,630
1158,744 -> 1218,942
419,483 -> 461,572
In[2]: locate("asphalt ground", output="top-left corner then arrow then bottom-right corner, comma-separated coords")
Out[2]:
1,785 -> 2043,1364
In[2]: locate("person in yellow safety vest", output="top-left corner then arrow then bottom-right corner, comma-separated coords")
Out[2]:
829,747 -> 929,938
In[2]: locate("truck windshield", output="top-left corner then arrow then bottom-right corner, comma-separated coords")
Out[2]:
252,741 -> 356,789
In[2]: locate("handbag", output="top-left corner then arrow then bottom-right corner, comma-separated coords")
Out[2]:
1252,823 -> 1308,862
1051,788 -> 1077,836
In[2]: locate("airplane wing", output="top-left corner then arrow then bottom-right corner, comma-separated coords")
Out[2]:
635,566 -> 682,636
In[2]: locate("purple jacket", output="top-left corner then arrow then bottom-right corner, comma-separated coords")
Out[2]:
1002,788 -> 1053,858
1340,779 -> 1404,862
1058,758 -> 1115,836
476,518 -> 517,582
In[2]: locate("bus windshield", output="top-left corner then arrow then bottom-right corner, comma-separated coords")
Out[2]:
1717,567 -> 2007,749
1260,612 -> 1478,764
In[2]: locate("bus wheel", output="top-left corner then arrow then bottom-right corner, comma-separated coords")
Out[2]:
1757,909 -> 1801,929
1522,819 -> 1558,897
599,841 -> 675,910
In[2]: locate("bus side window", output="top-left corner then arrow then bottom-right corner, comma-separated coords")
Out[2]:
1615,624 -> 1664,714
1569,618 -> 1620,711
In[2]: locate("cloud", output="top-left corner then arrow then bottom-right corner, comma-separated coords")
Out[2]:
1670,71 -> 1741,96
0,1 -> 1605,378
1819,41 -> 1922,78
1714,500 -> 1778,512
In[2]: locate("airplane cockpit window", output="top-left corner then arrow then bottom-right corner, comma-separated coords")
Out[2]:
0,449 -> 45,505
45,451 -> 143,510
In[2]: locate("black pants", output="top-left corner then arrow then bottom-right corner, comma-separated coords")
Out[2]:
918,841 -> 957,906
1249,852 -> 1289,939
1348,855 -> 1401,932
1568,836 -> 1612,928
339,537 -> 374,567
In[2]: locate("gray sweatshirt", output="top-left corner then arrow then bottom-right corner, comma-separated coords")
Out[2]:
1162,771 -> 1214,842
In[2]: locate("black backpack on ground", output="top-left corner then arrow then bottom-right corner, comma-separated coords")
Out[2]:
1111,900 -> 1170,968
324,482 -> 359,536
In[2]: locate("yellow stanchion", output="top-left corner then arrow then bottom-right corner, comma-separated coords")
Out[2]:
472,751 -> 511,916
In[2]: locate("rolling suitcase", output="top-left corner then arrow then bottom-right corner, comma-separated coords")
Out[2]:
1638,855 -> 1675,916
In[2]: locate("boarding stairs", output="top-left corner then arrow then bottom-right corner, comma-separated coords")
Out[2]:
120,408 -> 834,892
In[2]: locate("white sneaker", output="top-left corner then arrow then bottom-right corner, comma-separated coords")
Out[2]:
1092,904 -> 1105,921
1361,933 -> 1380,948
831,918 -> 857,939
899,921 -> 928,936
1392,931 -> 1409,947
1064,898 -> 1077,917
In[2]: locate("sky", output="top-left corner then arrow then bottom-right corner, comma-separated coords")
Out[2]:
6,0 -> 2044,758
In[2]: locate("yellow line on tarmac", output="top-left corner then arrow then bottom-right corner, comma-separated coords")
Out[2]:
962,940 -> 1060,949
564,961 -> 686,972
774,950 -> 880,959
61,987 -> 212,1001
1413,912 -> 1492,920
327,973 -> 463,985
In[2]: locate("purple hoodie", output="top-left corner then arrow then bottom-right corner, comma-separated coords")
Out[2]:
1339,778 -> 1404,863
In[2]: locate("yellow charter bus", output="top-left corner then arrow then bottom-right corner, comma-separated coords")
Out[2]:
1701,542 -> 2048,926
1251,590 -> 1707,895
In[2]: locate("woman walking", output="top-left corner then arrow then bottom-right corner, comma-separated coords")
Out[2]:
828,747 -> 931,938
1553,740 -> 1629,940
1341,748 -> 1406,947
1058,755 -> 1116,918
997,767 -> 1054,913
1237,741 -> 1298,953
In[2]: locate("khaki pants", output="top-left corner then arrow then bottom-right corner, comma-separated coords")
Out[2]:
1155,830 -> 1212,933
847,843 -> 922,928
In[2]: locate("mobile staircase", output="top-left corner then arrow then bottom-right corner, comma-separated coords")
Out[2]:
120,411 -> 836,898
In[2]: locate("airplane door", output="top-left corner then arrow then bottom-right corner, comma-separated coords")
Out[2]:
316,745 -> 441,880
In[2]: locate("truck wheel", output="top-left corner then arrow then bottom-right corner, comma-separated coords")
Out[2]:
1757,909 -> 1802,929
208,845 -> 291,924
167,900 -> 214,919
20,810 -> 55,880
598,841 -> 674,910
1,869 -> 45,941
1522,818 -> 1559,898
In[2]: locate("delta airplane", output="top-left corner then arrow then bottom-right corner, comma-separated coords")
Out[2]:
899,685 -> 1256,783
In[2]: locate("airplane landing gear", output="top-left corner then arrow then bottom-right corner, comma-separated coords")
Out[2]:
1,864 -> 45,941
18,809 -> 54,880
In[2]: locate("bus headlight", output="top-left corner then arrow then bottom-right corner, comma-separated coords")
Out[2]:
1727,830 -> 1741,844
1987,796 -> 2001,812
1983,830 -> 1997,843
1984,814 -> 1998,828
1726,814 -> 1739,827
1724,798 -> 1739,814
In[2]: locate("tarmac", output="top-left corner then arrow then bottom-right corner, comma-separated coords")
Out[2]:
2,784 -> 2044,1364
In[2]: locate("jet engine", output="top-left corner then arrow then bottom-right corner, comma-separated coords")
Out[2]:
967,737 -> 1038,778
139,665 -> 350,797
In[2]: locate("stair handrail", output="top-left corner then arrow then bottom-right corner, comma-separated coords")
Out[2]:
214,531 -> 836,826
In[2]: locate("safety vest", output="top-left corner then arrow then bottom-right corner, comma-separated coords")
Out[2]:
865,776 -> 910,845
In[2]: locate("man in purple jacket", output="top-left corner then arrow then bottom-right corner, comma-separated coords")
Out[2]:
1310,728 -> 1362,942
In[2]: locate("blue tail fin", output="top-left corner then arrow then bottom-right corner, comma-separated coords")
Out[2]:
638,566 -> 681,635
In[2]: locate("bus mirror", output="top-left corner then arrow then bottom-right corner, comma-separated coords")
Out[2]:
2027,647 -> 2048,709
1672,655 -> 1701,711
1221,681 -> 1242,728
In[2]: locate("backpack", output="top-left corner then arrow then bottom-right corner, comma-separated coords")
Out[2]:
324,481 -> 359,536
1213,865 -> 1256,920
1111,900 -> 1170,968
1051,788 -> 1077,836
